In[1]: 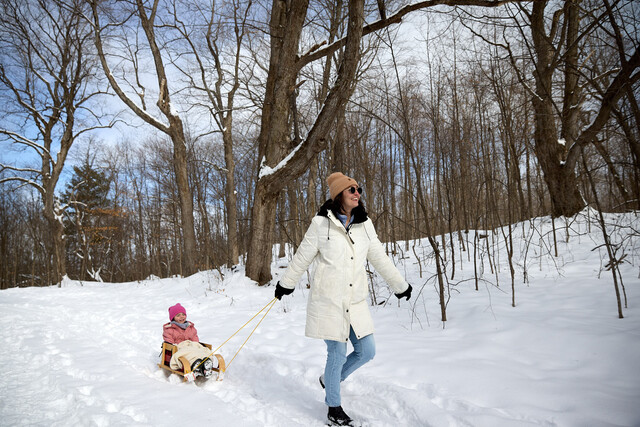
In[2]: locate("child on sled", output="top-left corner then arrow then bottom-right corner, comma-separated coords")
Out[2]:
163,303 -> 218,378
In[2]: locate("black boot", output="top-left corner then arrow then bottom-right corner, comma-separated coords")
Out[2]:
190,359 -> 203,377
202,358 -> 214,378
327,406 -> 353,426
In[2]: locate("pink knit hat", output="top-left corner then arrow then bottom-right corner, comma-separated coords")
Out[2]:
327,172 -> 358,200
168,303 -> 186,320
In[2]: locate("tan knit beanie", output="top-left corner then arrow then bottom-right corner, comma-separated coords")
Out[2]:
327,172 -> 358,200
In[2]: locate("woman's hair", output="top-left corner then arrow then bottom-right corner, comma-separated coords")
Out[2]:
329,191 -> 366,217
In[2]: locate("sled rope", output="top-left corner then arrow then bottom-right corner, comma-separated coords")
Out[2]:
224,297 -> 277,369
192,297 -> 278,374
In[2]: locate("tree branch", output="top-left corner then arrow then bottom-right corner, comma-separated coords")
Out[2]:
297,0 -> 529,71
566,47 -> 640,167
0,173 -> 45,194
89,0 -> 170,133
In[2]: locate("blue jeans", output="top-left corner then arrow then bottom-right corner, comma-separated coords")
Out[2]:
323,327 -> 376,407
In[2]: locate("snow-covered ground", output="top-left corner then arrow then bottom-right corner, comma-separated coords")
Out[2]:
1,211 -> 639,426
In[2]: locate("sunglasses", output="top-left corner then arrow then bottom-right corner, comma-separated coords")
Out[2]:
348,186 -> 363,195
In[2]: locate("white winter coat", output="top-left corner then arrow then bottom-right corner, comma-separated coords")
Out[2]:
280,202 -> 409,342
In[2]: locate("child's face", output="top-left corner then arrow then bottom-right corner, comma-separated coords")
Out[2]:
173,312 -> 187,323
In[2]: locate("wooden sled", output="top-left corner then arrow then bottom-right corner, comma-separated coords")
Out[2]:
158,342 -> 225,381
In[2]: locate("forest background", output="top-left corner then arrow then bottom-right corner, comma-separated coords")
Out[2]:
1,0 -> 638,298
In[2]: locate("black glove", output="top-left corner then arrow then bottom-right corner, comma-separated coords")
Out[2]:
274,282 -> 294,300
395,284 -> 412,301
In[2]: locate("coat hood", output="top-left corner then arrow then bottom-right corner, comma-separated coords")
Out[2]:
317,199 -> 368,224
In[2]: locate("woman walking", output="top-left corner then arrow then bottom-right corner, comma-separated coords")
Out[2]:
275,172 -> 412,426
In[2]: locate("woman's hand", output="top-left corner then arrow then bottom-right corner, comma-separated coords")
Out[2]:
275,282 -> 294,300
395,284 -> 412,301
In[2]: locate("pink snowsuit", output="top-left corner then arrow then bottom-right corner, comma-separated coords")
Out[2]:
163,321 -> 200,344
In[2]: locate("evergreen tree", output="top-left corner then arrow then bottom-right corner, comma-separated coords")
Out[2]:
63,159 -> 115,281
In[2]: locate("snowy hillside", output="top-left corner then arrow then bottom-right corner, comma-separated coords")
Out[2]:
1,211 -> 639,426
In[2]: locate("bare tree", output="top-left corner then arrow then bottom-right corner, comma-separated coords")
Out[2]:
0,0 -> 107,285
167,0 -> 258,267
90,0 -> 198,276
472,0 -> 640,217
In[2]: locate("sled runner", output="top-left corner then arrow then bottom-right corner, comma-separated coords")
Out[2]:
158,342 -> 225,381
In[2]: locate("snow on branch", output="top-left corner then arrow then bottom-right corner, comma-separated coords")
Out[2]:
0,163 -> 42,176
258,141 -> 304,180
0,175 -> 45,193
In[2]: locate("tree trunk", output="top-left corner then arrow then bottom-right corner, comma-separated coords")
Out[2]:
592,138 -> 632,206
307,159 -> 319,217
169,125 -> 198,276
561,0 -> 581,144
530,1 -> 585,217
195,172 -> 213,270
43,192 -> 66,286
223,126 -> 239,266
278,192 -> 286,259
245,0 -> 310,283
247,184 -> 279,284
533,136 -> 585,217
246,0 -> 365,284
